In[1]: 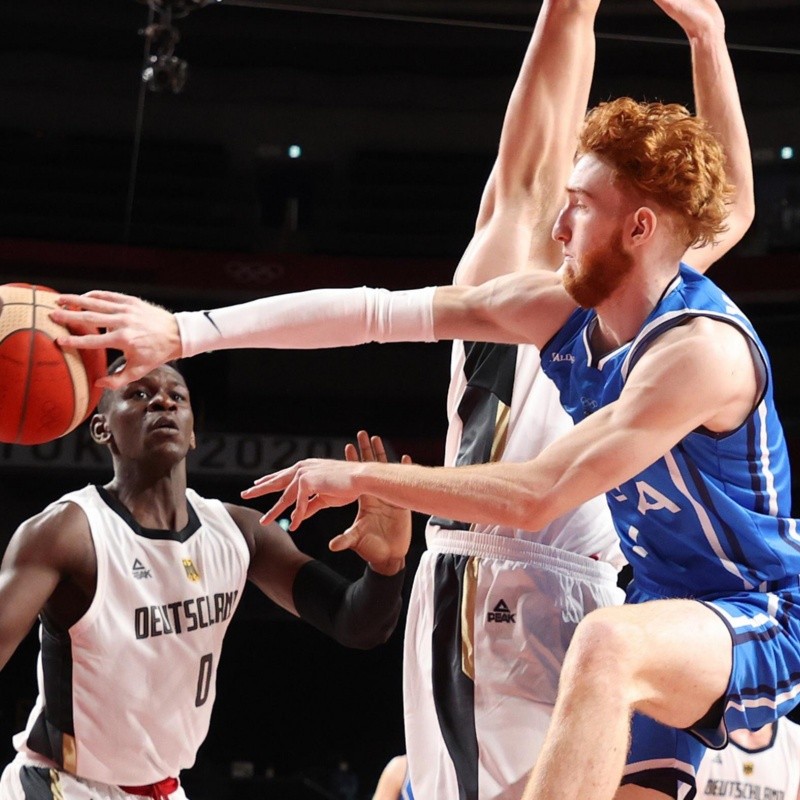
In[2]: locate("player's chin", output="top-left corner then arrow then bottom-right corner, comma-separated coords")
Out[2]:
145,429 -> 192,453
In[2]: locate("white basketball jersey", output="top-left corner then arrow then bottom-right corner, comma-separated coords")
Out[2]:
429,340 -> 623,567
15,484 -> 250,786
695,720 -> 800,800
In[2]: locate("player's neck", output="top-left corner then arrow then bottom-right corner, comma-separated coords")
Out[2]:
105,469 -> 190,531
592,261 -> 680,354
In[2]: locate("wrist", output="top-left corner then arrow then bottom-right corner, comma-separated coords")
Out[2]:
175,310 -> 210,358
368,557 -> 406,577
686,23 -> 726,50
167,315 -> 182,360
353,461 -> 381,495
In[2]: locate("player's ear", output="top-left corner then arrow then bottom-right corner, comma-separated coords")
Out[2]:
629,206 -> 657,246
189,430 -> 196,451
90,414 -> 111,445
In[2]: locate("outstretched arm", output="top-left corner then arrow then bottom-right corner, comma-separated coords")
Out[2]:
52,269 -> 572,388
244,319 -> 759,533
234,432 -> 409,649
654,0 -> 754,273
52,286 -> 438,387
456,0 -> 601,286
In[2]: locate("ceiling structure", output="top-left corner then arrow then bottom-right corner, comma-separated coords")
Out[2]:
1,0 -> 798,271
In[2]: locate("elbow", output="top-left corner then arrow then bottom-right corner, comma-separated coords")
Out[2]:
729,184 -> 756,237
737,200 -> 756,235
505,492 -> 555,533
721,204 -> 755,257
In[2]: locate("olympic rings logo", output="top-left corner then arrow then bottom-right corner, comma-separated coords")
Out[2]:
224,261 -> 285,285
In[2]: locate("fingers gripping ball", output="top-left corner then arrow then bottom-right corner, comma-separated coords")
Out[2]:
0,284 -> 106,445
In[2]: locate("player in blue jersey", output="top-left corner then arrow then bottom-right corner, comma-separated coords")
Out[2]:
229,24 -> 798,800
245,105 -> 799,800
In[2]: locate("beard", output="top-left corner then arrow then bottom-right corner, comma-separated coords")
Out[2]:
562,231 -> 635,308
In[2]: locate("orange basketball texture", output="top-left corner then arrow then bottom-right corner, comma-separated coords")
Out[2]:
0,284 -> 106,445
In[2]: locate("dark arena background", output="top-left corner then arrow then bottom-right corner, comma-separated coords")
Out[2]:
0,1 -> 798,798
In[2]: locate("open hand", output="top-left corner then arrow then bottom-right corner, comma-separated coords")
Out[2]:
51,291 -> 181,388
243,454 -> 364,530
330,432 -> 411,574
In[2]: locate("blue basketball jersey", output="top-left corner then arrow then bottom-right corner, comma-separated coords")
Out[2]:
542,264 -> 799,597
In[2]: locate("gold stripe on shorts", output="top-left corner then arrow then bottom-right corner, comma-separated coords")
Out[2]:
61,733 -> 77,775
461,556 -> 478,681
489,401 -> 510,463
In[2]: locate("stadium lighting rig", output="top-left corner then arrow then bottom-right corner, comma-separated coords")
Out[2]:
137,0 -> 220,93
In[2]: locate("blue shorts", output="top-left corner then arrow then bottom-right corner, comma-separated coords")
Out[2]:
623,580 -> 800,798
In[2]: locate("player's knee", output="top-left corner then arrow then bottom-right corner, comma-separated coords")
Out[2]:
563,608 -> 639,691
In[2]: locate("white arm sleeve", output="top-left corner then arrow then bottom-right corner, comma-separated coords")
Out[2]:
175,286 -> 437,358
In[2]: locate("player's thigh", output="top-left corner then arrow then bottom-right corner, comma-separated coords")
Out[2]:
583,598 -> 732,729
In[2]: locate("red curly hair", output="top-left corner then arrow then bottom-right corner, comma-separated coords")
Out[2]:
578,98 -> 734,249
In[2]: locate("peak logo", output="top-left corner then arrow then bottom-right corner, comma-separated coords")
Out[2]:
132,559 -> 152,580
487,599 -> 515,624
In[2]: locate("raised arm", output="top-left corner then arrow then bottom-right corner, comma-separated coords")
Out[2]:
245,318 -> 759,532
654,0 -> 754,273
456,0 -> 601,286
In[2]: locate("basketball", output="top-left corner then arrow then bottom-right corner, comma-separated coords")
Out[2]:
0,283 -> 106,445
